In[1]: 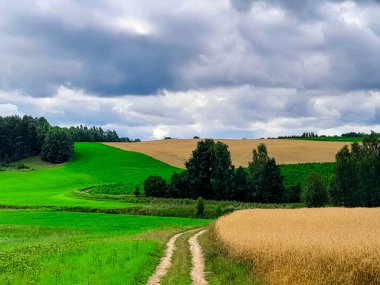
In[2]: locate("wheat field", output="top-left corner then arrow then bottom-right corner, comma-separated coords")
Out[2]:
215,208 -> 380,285
104,139 -> 347,168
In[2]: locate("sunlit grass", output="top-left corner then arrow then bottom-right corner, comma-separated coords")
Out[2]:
0,210 -> 210,284
0,143 -> 180,208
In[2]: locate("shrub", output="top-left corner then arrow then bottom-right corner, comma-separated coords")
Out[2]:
195,196 -> 205,217
144,176 -> 168,197
301,173 -> 328,207
133,186 -> 141,197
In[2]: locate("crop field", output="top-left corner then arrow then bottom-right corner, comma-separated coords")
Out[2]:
215,208 -> 380,285
0,210 -> 209,284
0,142 -> 180,208
105,139 -> 347,168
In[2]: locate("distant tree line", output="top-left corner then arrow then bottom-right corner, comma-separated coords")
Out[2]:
64,125 -> 139,143
0,115 -> 137,164
278,132 -> 318,139
144,139 -> 284,203
279,131 -> 379,139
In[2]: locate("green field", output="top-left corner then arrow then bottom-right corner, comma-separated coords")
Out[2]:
0,143 -> 211,284
0,142 -> 180,208
0,210 -> 208,284
280,162 -> 335,202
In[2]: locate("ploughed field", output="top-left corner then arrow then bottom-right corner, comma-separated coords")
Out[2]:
105,139 -> 348,168
215,208 -> 380,285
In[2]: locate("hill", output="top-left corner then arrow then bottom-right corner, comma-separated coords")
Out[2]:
105,139 -> 348,168
0,142 -> 179,208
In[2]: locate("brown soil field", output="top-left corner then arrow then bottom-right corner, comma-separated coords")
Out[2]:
104,139 -> 348,168
215,208 -> 380,285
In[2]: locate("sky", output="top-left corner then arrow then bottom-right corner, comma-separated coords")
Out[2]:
1,0 -> 380,140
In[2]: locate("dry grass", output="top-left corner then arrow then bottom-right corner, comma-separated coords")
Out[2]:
104,139 -> 347,168
215,208 -> 380,285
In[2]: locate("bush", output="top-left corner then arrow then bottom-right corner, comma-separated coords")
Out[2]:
195,196 -> 205,217
301,173 -> 328,207
144,176 -> 168,197
133,186 -> 141,197
41,127 -> 74,163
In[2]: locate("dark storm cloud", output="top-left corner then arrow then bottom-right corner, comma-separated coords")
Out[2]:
0,2 -> 210,96
1,0 -> 380,139
230,0 -> 254,12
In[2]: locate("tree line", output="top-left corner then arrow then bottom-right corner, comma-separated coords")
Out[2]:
144,139 -> 284,203
0,115 -> 135,164
145,134 -> 380,207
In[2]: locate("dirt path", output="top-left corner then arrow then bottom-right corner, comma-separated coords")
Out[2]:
146,231 -> 187,285
189,229 -> 208,285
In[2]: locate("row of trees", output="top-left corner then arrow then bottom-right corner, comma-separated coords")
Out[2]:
144,139 -> 284,203
330,133 -> 380,207
0,115 -> 134,164
289,133 -> 380,207
0,116 -> 50,162
145,134 -> 380,207
64,126 -> 139,142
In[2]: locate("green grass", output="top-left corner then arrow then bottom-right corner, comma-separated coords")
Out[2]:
0,143 -> 180,208
0,210 -> 210,284
199,227 -> 261,285
73,191 -> 303,218
161,229 -> 198,285
280,162 -> 335,202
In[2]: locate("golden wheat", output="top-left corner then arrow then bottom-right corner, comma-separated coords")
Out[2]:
104,139 -> 347,168
215,208 -> 380,285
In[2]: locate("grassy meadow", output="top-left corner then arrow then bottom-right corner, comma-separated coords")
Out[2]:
0,142 -> 180,208
0,210 -> 209,284
215,208 -> 380,285
0,142 -> 210,284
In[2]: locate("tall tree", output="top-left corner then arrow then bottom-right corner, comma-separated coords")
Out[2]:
247,143 -> 284,202
185,139 -> 216,199
211,141 -> 234,200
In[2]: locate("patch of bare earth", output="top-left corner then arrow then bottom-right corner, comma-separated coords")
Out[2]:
104,139 -> 347,168
189,229 -> 208,285
147,231 -> 186,285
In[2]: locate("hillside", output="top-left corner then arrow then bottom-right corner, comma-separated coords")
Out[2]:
105,139 -> 348,168
0,142 -> 179,207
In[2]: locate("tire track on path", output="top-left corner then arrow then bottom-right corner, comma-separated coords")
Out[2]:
189,229 -> 208,285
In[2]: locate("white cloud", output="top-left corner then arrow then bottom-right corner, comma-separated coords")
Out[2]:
1,85 -> 380,139
0,103 -> 23,117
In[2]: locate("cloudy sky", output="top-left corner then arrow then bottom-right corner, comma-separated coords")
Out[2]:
1,0 -> 380,139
